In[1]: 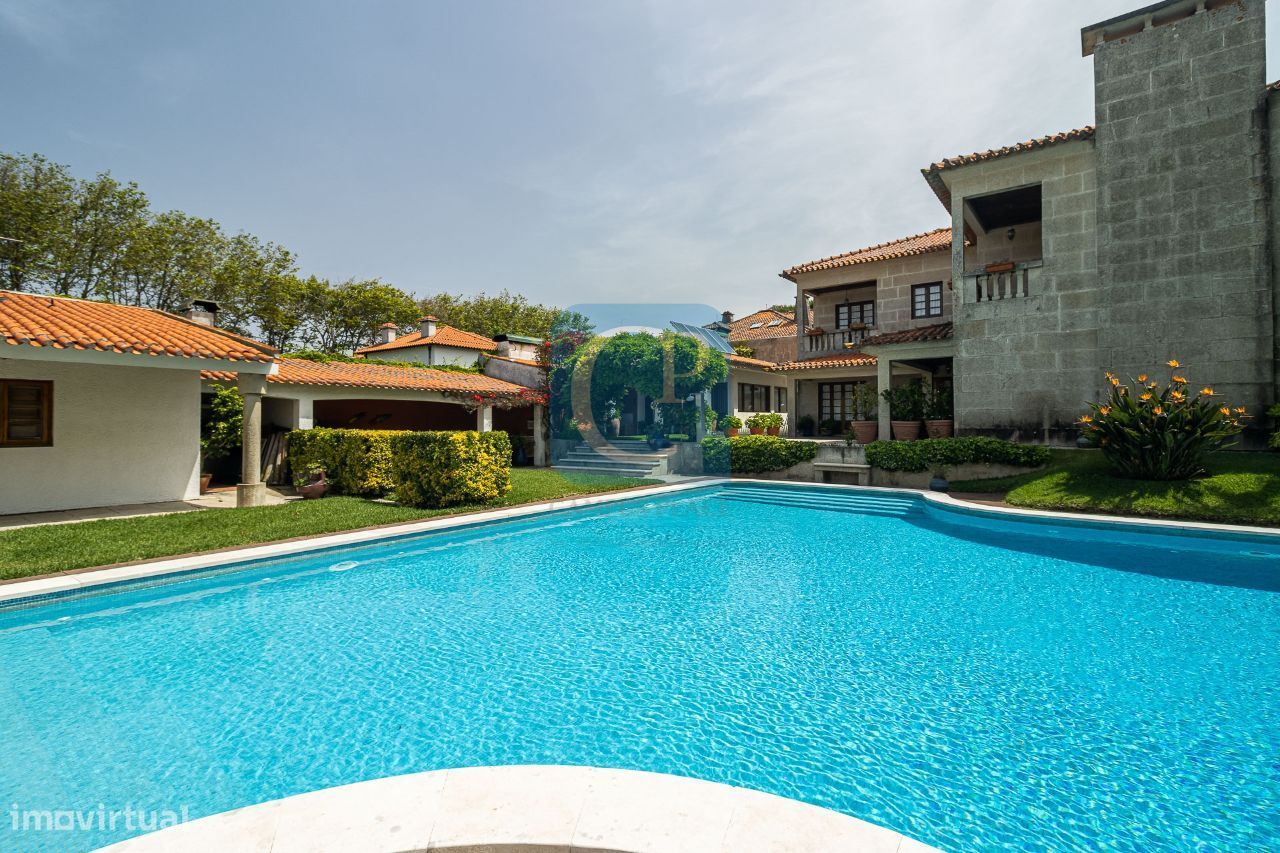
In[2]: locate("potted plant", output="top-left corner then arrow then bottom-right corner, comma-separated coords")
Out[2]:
199,383 -> 242,494
851,383 -> 879,444
721,414 -> 742,437
882,379 -> 925,441
797,414 -> 815,437
745,412 -> 767,435
925,382 -> 954,438
295,463 -> 329,499
762,412 -> 784,436
929,465 -> 950,492
818,418 -> 839,437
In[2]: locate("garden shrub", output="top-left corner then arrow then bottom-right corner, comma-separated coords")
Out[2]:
288,428 -> 396,496
866,437 -> 1050,472
1079,362 -> 1246,480
724,435 -> 818,473
1268,403 -> 1280,450
390,430 -> 512,508
702,435 -> 730,474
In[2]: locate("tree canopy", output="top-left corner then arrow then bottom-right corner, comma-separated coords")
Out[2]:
0,151 -> 580,354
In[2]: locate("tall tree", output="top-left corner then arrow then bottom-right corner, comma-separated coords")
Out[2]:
49,171 -> 149,299
305,279 -> 420,353
116,211 -> 223,310
418,289 -> 569,339
0,153 -> 75,292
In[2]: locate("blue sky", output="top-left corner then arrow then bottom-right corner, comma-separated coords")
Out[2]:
3,1 -> 1277,315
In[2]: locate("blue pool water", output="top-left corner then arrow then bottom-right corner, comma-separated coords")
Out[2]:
1,484 -> 1277,851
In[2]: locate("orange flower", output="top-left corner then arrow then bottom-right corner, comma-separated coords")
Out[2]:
1234,406 -> 1247,415
1172,375 -> 1187,384
1109,377 -> 1120,387
1098,406 -> 1111,416
1220,406 -> 1231,416
1078,414 -> 1093,424
1137,374 -> 1148,383
1139,392 -> 1152,401
1167,359 -> 1180,368
1169,390 -> 1185,402
1147,381 -> 1158,389
1105,371 -> 1116,381
1200,387 -> 1215,397
1153,406 -> 1164,415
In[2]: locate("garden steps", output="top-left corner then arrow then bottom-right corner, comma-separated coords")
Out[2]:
553,442 -> 675,478
713,487 -> 920,518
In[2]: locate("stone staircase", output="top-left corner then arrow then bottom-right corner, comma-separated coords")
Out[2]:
553,441 -> 674,478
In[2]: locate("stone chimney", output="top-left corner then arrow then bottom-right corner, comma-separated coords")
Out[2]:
420,316 -> 438,338
721,310 -> 734,324
377,322 -> 397,344
182,299 -> 220,327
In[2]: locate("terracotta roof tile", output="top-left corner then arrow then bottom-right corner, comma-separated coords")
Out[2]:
727,352 -> 777,369
485,353 -> 542,367
782,228 -> 952,279
726,308 -> 797,341
203,358 -> 528,394
921,127 -> 1095,209
767,353 -> 878,372
354,324 -> 495,355
0,290 -> 276,364
861,322 -> 953,346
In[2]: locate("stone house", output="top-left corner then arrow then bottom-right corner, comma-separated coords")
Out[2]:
355,316 -> 495,367
770,0 -> 1278,444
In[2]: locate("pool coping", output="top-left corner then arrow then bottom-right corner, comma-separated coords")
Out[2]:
94,764 -> 940,853
3,476 -> 1278,607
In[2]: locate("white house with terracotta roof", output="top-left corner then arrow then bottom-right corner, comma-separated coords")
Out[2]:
769,0 -> 1280,444
355,316 -> 495,366
0,290 -> 277,515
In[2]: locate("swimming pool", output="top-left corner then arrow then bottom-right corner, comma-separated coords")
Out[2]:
1,483 -> 1277,851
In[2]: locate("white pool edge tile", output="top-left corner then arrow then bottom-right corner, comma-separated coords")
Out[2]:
93,765 -> 939,853
6,474 -> 1278,606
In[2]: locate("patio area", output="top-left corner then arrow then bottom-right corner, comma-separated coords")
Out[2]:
0,486 -> 295,531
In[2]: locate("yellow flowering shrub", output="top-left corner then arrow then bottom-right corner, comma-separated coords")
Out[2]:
390,430 -> 512,508
1079,360 -> 1247,480
288,428 -> 397,496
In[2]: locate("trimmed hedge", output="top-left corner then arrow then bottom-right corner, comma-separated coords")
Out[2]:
865,437 -> 1051,473
390,431 -> 512,508
703,435 -> 818,474
288,428 -> 396,496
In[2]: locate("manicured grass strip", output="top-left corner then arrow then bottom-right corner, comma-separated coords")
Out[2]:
951,449 -> 1280,526
0,469 -> 659,580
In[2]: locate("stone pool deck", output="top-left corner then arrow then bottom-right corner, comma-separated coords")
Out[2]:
96,765 -> 939,853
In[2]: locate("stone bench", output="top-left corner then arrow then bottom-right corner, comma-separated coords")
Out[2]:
813,461 -> 871,486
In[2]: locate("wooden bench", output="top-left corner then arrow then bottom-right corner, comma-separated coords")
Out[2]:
812,461 -> 871,486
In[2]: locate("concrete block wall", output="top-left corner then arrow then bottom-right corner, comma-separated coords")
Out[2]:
946,141 -> 1100,437
1093,0 -> 1275,419
795,250 -> 954,335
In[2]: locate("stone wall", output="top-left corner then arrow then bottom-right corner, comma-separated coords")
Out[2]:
1093,0 -> 1274,422
946,140 -> 1100,439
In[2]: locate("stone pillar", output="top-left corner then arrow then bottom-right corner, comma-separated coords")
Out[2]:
876,357 -> 892,441
237,374 -> 269,508
533,404 -> 548,467
296,396 -> 314,430
476,405 -> 493,432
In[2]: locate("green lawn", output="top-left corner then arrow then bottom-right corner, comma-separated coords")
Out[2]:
951,449 -> 1280,526
0,469 -> 659,581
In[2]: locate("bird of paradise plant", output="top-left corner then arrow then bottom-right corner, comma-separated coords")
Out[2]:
1078,360 -> 1247,480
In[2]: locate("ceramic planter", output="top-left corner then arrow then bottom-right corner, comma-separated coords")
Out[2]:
749,428 -> 764,435
199,472 -> 213,494
925,419 -> 954,439
891,420 -> 921,441
766,427 -> 780,436
852,420 -> 878,444
724,428 -> 739,437
299,480 -> 329,500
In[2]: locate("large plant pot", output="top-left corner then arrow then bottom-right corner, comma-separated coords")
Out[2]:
925,419 -> 953,439
852,420 -> 878,444
724,428 -> 739,437
749,428 -> 764,435
766,427 -> 780,436
891,420 -> 921,441
299,479 -> 329,500
199,472 -> 213,494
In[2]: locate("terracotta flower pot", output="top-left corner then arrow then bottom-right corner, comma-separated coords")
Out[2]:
891,420 -> 921,441
749,428 -> 764,435
199,472 -> 213,494
766,427 -> 780,436
299,480 -> 329,500
852,420 -> 878,444
925,419 -> 954,439
724,428 -> 739,437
